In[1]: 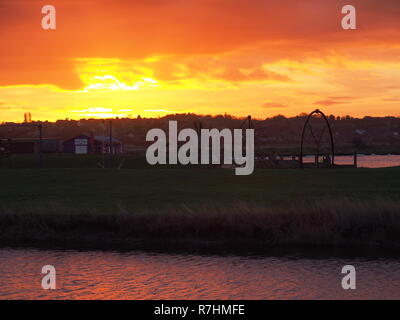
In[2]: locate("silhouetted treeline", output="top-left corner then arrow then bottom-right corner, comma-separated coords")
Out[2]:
1,113 -> 400,154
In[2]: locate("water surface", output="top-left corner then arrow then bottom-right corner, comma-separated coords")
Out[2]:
304,154 -> 400,168
0,248 -> 399,299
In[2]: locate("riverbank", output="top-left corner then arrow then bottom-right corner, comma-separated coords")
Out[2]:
1,199 -> 400,255
1,167 -> 400,253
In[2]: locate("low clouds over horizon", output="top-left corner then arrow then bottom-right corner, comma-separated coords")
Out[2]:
1,0 -> 400,120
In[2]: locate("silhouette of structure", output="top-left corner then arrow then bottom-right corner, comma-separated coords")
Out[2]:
240,115 -> 255,130
0,123 -> 43,167
23,112 -> 32,123
300,109 -> 335,168
63,134 -> 123,154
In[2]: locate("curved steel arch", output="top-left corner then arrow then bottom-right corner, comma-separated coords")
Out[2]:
300,109 -> 335,168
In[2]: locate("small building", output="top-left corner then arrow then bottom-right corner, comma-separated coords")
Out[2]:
0,138 -> 61,154
62,134 -> 123,154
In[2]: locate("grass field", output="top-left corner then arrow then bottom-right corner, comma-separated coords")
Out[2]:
1,156 -> 400,252
2,165 -> 400,210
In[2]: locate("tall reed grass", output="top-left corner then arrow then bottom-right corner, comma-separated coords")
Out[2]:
0,198 -> 399,250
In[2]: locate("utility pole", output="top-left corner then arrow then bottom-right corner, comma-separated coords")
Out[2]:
38,124 -> 43,168
109,119 -> 113,155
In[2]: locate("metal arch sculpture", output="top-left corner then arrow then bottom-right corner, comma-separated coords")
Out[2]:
300,109 -> 335,168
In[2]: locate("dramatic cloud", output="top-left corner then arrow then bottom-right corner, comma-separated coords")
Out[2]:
1,0 -> 400,89
314,100 -> 348,106
384,98 -> 400,102
0,0 -> 400,120
261,102 -> 288,109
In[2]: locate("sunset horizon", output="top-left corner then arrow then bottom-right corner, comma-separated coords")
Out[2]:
1,0 -> 400,304
1,0 -> 400,122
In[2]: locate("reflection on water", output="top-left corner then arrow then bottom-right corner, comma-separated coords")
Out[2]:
304,154 -> 400,168
336,154 -> 400,168
0,248 -> 399,300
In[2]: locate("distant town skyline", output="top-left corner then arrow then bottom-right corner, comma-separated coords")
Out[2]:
1,0 -> 400,122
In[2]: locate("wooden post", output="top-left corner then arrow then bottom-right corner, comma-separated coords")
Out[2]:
38,124 -> 43,168
354,151 -> 358,168
109,120 -> 113,155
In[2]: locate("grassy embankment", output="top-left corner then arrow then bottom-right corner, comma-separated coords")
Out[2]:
1,154 -> 400,252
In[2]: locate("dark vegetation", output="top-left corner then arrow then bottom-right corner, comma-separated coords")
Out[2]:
2,112 -> 400,252
1,166 -> 400,252
2,113 -> 400,155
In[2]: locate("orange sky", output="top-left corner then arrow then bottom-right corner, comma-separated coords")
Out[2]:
0,0 -> 400,122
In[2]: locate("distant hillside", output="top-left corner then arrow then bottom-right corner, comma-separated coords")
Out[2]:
1,113 -> 400,155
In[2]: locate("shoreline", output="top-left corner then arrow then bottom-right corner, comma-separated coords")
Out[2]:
1,198 -> 400,257
1,167 -> 400,257
1,237 -> 400,259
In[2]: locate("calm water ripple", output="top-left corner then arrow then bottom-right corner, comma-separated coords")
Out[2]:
304,154 -> 400,168
0,248 -> 399,299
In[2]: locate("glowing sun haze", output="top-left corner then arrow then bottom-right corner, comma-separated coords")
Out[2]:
1,0 -> 400,121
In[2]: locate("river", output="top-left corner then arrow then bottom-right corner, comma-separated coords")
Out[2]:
0,248 -> 399,299
2,155 -> 400,300
303,154 -> 400,168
